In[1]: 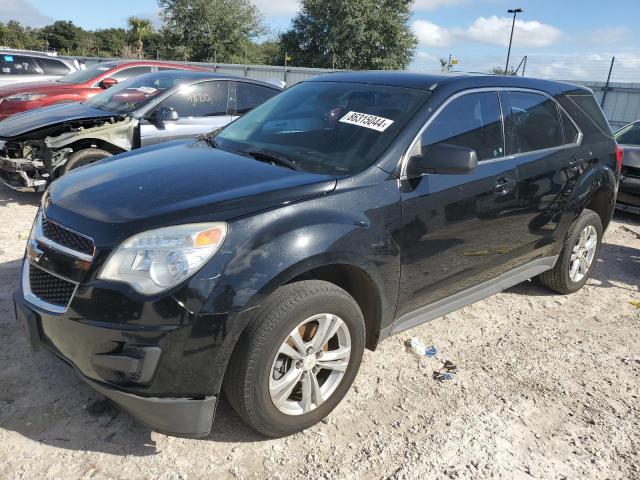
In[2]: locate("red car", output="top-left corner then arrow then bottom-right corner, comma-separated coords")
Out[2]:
0,60 -> 209,120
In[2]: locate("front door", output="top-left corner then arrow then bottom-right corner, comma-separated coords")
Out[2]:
397,90 -> 528,320
140,80 -> 233,147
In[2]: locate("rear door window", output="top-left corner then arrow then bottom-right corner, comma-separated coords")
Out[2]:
110,66 -> 153,82
421,91 -> 504,161
506,91 -> 564,154
0,54 -> 43,75
154,81 -> 230,117
36,57 -> 72,76
231,82 -> 279,115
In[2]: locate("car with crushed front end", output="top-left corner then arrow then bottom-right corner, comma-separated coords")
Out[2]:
0,70 -> 281,191
14,72 -> 620,438
0,60 -> 209,121
613,120 -> 640,213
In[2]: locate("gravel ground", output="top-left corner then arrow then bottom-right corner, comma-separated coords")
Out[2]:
0,181 -> 638,480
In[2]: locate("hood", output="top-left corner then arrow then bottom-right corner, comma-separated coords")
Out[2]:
0,101 -> 118,139
0,80 -> 61,96
46,140 -> 337,246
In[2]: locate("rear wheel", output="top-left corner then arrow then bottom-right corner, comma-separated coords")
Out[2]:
63,148 -> 112,174
538,209 -> 603,294
224,280 -> 365,437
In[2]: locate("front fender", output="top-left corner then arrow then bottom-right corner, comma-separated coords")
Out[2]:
179,177 -> 402,393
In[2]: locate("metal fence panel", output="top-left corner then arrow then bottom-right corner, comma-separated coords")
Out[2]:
71,57 -> 640,129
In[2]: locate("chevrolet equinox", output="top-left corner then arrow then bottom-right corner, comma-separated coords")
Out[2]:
14,72 -> 621,438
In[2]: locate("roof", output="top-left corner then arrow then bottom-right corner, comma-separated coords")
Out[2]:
309,71 -> 591,95
132,69 -> 283,89
90,60 -> 209,70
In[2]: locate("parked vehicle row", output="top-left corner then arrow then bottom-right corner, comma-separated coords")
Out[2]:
0,70 -> 281,191
0,49 -> 81,87
12,71 -> 621,438
614,120 -> 640,213
0,60 -> 209,120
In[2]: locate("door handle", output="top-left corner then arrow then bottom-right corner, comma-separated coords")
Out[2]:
494,177 -> 517,195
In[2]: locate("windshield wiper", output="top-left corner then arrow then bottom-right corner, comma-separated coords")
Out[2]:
240,149 -> 302,171
197,133 -> 220,149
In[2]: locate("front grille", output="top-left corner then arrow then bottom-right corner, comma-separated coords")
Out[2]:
28,264 -> 76,307
42,217 -> 94,256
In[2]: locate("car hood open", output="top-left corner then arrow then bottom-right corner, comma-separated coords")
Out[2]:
45,140 -> 337,247
0,101 -> 118,139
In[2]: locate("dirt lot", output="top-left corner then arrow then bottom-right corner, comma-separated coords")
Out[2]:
0,181 -> 638,480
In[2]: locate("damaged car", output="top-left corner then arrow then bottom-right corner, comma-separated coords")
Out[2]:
0,70 -> 281,191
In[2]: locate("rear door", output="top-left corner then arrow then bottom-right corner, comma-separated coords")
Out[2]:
397,90 -> 527,319
139,80 -> 233,146
501,89 -> 583,263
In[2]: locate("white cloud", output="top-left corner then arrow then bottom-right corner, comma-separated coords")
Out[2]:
253,0 -> 299,17
466,16 -> 562,48
412,20 -> 456,47
0,0 -> 53,27
413,16 -> 562,49
413,0 -> 469,11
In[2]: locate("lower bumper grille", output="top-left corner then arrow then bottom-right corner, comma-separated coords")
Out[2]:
24,262 -> 78,311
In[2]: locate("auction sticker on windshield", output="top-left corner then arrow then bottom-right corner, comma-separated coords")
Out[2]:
339,111 -> 394,132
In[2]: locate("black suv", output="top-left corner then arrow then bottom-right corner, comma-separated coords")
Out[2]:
14,72 -> 620,438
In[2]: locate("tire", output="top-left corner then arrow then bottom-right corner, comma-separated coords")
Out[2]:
538,209 -> 603,294
63,148 -> 112,174
224,280 -> 366,437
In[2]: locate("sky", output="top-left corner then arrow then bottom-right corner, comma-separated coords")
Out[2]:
2,0 -> 639,82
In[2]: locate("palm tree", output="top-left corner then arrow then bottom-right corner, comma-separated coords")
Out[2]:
127,17 -> 153,59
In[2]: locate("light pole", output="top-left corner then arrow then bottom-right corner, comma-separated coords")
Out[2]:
504,8 -> 523,75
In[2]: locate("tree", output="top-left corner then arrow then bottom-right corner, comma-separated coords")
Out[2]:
279,0 -> 417,70
127,17 -> 153,59
158,0 -> 265,62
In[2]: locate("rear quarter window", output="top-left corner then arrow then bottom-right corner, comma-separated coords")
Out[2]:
566,94 -> 613,138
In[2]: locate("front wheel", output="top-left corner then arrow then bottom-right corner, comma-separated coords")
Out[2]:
538,209 -> 603,294
224,280 -> 365,437
63,148 -> 112,174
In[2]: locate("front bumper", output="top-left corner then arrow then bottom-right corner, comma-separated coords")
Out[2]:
13,289 -> 218,437
0,157 -> 47,192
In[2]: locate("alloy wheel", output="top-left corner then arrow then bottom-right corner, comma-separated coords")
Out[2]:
569,225 -> 598,283
269,313 -> 351,416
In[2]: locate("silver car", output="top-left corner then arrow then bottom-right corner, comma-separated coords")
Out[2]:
0,70 -> 281,191
0,49 -> 79,87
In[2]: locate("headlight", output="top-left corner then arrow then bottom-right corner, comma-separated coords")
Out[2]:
98,223 -> 227,295
7,93 -> 46,101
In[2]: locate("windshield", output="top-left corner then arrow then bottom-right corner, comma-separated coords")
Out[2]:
215,81 -> 429,175
57,62 -> 118,84
85,72 -> 186,114
615,121 -> 640,146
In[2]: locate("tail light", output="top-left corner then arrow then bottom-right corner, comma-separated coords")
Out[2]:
615,145 -> 624,174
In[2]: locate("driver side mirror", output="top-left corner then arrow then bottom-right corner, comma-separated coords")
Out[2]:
99,77 -> 118,89
148,107 -> 179,128
406,143 -> 478,177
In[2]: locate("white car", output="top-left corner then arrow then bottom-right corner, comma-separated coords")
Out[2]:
0,49 -> 79,87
